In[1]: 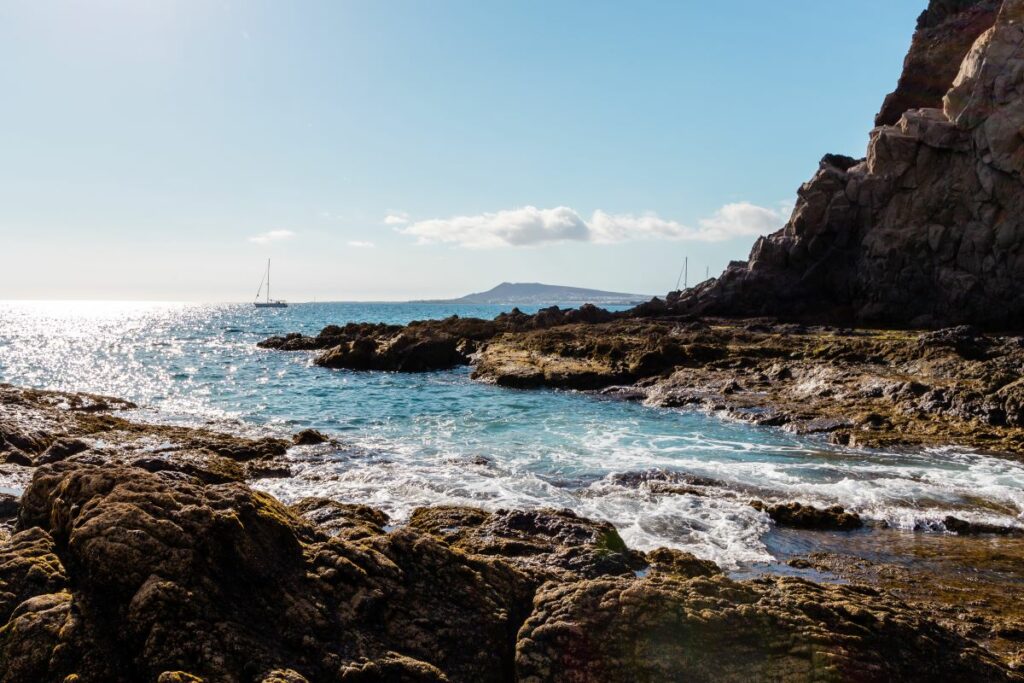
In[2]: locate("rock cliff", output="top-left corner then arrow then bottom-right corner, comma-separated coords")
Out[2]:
678,0 -> 1024,329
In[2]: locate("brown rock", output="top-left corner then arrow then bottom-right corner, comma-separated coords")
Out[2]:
292,429 -> 328,446
408,505 -> 644,583
515,574 -> 1011,682
751,500 -> 864,531
676,0 -> 1024,330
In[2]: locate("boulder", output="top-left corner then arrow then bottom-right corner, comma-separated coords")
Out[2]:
291,429 -> 328,446
751,501 -> 864,531
515,574 -> 1011,682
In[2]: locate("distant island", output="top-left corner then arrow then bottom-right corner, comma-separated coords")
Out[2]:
415,281 -> 652,306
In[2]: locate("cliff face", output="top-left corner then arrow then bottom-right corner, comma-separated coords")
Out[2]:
681,0 -> 1024,329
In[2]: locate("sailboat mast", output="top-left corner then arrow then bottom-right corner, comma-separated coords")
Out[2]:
267,259 -> 271,302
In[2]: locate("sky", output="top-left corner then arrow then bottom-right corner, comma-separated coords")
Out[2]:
0,0 -> 926,302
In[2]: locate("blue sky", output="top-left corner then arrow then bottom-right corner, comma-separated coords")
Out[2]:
0,1 -> 925,301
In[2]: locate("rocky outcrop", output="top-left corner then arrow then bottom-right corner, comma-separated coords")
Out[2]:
678,0 -> 1024,330
0,385 -> 1019,680
407,506 -> 644,583
473,320 -> 1024,454
4,460 -> 531,682
876,0 -> 1002,126
516,574 -> 1010,682
0,459 -> 1015,682
751,501 -> 864,532
257,305 -> 621,373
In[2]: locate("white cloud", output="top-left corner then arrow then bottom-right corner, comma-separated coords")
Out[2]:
383,212 -> 410,226
348,240 -> 375,248
248,229 -> 295,245
400,206 -> 588,248
399,202 -> 789,248
696,202 -> 790,241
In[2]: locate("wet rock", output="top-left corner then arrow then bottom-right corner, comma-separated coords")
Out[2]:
408,506 -> 644,583
752,500 -> 864,531
316,329 -> 468,373
919,326 -> 989,358
202,435 -> 288,462
607,469 -> 721,496
292,428 -> 328,446
0,420 -> 51,456
944,515 -> 1024,535
643,547 -> 721,578
291,498 -> 388,540
0,448 -> 33,467
0,494 -> 18,519
130,451 -> 247,484
515,574 -> 1010,682
33,437 -> 89,465
785,417 -> 853,435
3,461 -> 531,682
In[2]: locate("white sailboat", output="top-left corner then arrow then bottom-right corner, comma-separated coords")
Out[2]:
254,259 -> 288,308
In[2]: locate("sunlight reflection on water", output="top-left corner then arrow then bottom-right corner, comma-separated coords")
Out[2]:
1,300 -> 1023,568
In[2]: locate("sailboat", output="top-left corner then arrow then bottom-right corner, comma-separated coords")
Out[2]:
254,259 -> 288,308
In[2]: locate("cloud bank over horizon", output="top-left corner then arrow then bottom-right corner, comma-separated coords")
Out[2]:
396,202 -> 789,248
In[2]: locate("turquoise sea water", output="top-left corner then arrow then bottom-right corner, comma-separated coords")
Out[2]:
1,300 -> 1023,568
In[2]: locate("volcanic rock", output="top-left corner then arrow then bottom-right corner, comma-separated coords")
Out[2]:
677,0 -> 1024,330
515,574 -> 1011,682
751,500 -> 864,532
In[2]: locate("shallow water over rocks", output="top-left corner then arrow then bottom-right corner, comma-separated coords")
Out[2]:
1,300 -> 1023,569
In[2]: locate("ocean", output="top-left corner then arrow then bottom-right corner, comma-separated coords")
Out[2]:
1,300 -> 1022,569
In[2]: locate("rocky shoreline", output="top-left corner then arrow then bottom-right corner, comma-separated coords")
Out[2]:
260,313 -> 1024,457
7,0 -> 1024,678
1,383 -> 1022,681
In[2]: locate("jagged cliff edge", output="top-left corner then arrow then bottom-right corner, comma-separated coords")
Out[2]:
677,0 -> 1024,330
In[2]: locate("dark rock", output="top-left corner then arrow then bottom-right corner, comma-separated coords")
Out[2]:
292,428 -> 328,446
674,0 -> 1024,330
876,0 -> 1001,126
291,498 -> 389,540
6,461 -> 529,682
515,574 -> 1010,682
0,420 -> 51,455
919,325 -> 989,358
0,494 -> 19,519
206,435 -> 288,461
752,500 -> 864,531
33,437 -> 89,465
0,436 -> 1014,680
408,506 -> 644,583
643,547 -> 721,578
944,515 -> 1024,535
0,448 -> 33,466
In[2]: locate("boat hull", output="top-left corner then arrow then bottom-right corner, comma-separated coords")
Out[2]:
254,302 -> 288,308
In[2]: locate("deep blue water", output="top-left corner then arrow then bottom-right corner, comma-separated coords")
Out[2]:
1,300 -> 1022,568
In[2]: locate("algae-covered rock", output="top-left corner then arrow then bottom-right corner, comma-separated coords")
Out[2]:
752,500 -> 864,531
515,574 -> 1013,682
408,505 -> 643,583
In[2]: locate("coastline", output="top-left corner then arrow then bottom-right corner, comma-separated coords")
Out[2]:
261,313 -> 1024,459
1,381 -> 1022,679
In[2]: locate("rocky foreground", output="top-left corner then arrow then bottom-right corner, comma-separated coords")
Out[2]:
0,383 -> 1022,681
